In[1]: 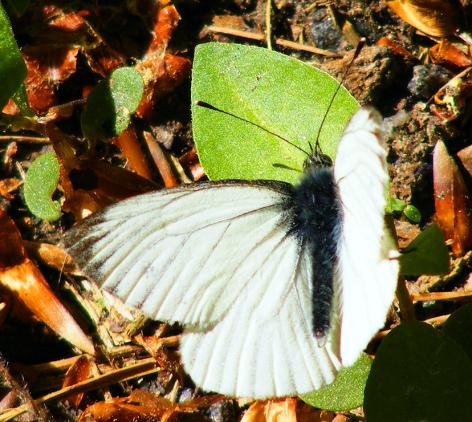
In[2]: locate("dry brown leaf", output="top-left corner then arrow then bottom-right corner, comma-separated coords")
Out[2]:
457,144 -> 472,177
23,241 -> 76,274
179,147 -> 205,181
241,398 -> 334,422
0,208 -> 95,354
22,46 -> 79,113
433,140 -> 472,254
63,355 -> 94,407
112,127 -> 154,181
387,0 -> 463,37
0,178 -> 22,199
376,37 -> 416,60
135,5 -> 191,119
78,390 -> 223,422
429,39 -> 472,68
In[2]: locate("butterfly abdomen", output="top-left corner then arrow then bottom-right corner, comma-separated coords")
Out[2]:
284,167 -> 343,340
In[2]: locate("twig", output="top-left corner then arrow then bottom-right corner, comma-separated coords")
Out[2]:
411,290 -> 472,302
0,358 -> 159,422
206,25 -> 340,57
0,135 -> 49,143
265,0 -> 272,50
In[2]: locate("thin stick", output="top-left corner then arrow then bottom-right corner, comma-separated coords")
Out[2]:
0,135 -> 49,143
411,290 -> 472,302
206,25 -> 340,57
266,0 -> 272,50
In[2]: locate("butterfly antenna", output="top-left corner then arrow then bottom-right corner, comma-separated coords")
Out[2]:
195,101 -> 311,157
313,38 -> 366,159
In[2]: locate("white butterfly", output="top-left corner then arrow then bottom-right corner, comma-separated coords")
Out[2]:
63,106 -> 399,399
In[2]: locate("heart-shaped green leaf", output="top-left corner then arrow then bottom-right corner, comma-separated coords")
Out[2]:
192,42 -> 358,183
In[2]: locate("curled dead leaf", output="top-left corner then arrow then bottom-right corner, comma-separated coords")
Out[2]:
431,67 -> 472,121
387,0 -> 463,37
433,140 -> 472,255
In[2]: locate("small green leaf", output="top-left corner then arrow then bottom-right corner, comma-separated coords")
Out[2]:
192,43 -> 358,183
364,321 -> 472,422
399,224 -> 449,276
81,67 -> 144,141
24,152 -> 62,222
443,303 -> 472,362
0,3 -> 27,109
403,204 -> 421,223
300,353 -> 371,411
385,196 -> 406,214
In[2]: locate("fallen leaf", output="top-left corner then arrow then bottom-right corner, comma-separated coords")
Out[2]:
433,140 -> 472,254
62,356 -> 94,407
387,0 -> 463,37
457,144 -> 472,177
0,207 -> 95,354
112,127 -> 154,181
22,46 -> 79,113
0,178 -> 22,199
429,39 -> 472,68
241,398 -> 335,422
78,390 -> 223,422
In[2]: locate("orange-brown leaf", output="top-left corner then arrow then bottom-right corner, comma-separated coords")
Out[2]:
241,398 -> 334,422
433,140 -> 472,254
23,46 -> 79,113
79,390 -> 223,422
147,5 -> 181,54
457,144 -> 472,177
386,0 -> 463,37
429,39 -> 472,68
0,208 -> 95,354
112,127 -> 154,181
63,355 -> 94,407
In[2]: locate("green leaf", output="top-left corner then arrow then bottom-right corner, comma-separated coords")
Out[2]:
399,224 -> 449,276
24,152 -> 61,222
364,321 -> 472,422
300,353 -> 371,411
443,303 -> 472,362
191,42 -> 358,183
385,196 -> 406,214
403,204 -> 421,223
0,2 -> 27,109
81,67 -> 144,141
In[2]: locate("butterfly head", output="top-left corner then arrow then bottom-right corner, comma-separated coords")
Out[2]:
304,145 -> 333,171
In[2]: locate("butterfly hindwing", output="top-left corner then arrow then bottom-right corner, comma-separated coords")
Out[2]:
334,107 -> 399,366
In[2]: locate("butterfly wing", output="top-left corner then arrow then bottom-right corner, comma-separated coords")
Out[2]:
334,107 -> 399,366
64,181 -> 342,397
64,182 -> 292,329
